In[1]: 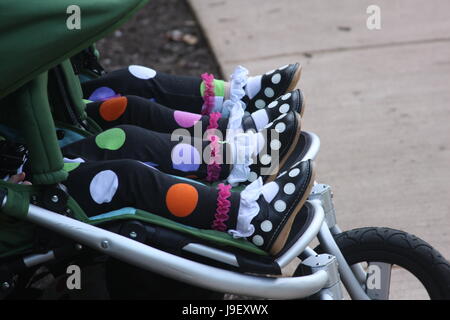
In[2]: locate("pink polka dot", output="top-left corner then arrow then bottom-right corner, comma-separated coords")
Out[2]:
174,111 -> 202,128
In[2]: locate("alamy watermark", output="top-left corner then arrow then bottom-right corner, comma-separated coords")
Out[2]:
366,264 -> 382,290
66,264 -> 81,290
366,5 -> 381,30
170,122 -> 281,178
66,5 -> 81,30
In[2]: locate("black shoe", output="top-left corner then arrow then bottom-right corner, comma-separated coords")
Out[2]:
244,111 -> 302,184
241,89 -> 305,132
249,159 -> 316,255
243,63 -> 302,113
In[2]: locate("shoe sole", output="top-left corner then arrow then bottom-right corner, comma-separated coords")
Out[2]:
265,112 -> 302,183
286,64 -> 302,93
297,88 -> 305,118
269,161 -> 316,255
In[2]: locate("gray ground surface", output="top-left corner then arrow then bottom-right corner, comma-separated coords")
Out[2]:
189,0 -> 450,299
96,0 -> 221,77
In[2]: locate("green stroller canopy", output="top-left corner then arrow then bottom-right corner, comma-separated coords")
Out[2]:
0,0 -> 148,99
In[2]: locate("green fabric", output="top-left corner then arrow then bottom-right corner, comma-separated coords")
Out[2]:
0,183 -> 89,259
59,60 -> 89,122
48,60 -> 102,135
200,80 -> 225,97
0,0 -> 149,99
90,208 -> 268,256
0,73 -> 68,185
0,181 -> 40,258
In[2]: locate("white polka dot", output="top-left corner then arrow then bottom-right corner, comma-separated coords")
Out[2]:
128,65 -> 157,79
276,113 -> 288,121
264,88 -> 275,98
252,235 -> 264,246
271,73 -> 281,84
89,170 -> 119,204
289,168 -> 300,177
262,181 -> 279,203
275,122 -> 286,133
274,200 -> 286,212
270,139 -> 281,150
279,64 -> 289,70
279,103 -> 289,113
247,171 -> 258,182
260,154 -> 272,165
284,183 -> 296,195
265,69 -> 275,75
260,220 -> 273,232
255,99 -> 266,109
281,93 -> 292,100
244,111 -> 251,117
268,101 -> 278,109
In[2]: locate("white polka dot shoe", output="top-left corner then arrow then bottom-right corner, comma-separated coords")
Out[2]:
242,89 -> 305,132
245,110 -> 302,184
243,63 -> 302,113
249,159 -> 316,255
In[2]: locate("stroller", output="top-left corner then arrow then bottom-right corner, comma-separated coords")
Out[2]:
1,0 -> 449,300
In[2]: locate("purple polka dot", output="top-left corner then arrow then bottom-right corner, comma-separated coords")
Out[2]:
88,87 -> 120,102
174,111 -> 202,128
171,144 -> 201,172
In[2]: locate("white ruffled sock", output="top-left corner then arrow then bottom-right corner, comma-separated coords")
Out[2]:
250,109 -> 269,130
228,177 -> 280,238
226,131 -> 265,186
245,75 -> 262,99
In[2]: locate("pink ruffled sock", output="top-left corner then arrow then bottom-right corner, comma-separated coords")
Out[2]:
201,73 -> 215,115
212,183 -> 232,232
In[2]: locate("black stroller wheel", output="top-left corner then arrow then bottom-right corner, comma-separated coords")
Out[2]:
316,227 -> 450,300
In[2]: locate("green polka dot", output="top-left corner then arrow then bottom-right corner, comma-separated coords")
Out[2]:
95,128 -> 126,150
63,162 -> 80,172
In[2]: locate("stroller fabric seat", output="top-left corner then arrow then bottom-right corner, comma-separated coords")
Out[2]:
0,0 -> 149,99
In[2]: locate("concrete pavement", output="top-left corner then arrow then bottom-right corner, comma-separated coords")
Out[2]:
189,0 -> 450,298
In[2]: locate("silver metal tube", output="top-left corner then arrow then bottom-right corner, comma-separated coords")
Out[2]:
350,264 -> 368,286
329,225 -> 342,235
276,200 -> 324,268
23,250 -> 55,268
330,224 -> 367,285
298,247 -> 317,260
318,223 -> 370,300
24,204 -> 329,299
302,131 -> 321,161
320,293 -> 334,300
182,243 -> 239,267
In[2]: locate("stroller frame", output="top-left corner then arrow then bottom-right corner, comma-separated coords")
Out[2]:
0,133 -> 372,300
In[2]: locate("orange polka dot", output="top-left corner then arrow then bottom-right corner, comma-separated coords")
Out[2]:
99,96 -> 128,121
165,183 -> 199,217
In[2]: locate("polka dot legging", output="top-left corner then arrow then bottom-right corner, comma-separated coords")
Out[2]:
62,158 -> 240,230
62,125 -> 233,181
82,66 -> 208,114
85,95 -> 230,136
65,66 -> 244,228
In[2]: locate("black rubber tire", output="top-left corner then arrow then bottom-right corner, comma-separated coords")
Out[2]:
317,227 -> 450,300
